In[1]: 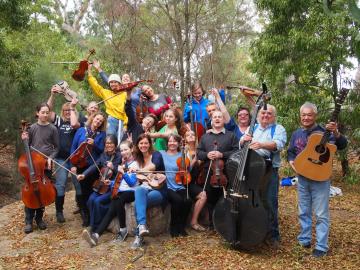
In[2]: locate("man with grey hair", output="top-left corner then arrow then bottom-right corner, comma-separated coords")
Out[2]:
240,104 -> 287,248
287,101 -> 347,257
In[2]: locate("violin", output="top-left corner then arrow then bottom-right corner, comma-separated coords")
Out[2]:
18,121 -> 56,209
136,94 -> 149,123
70,131 -> 96,168
209,141 -> 227,187
136,173 -> 166,189
113,79 -> 153,93
111,163 -> 129,199
175,140 -> 191,185
72,49 -> 96,81
186,94 -> 205,142
92,155 -> 115,194
56,81 -> 87,110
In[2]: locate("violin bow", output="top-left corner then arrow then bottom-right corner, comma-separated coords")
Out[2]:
202,160 -> 213,192
30,146 -> 78,177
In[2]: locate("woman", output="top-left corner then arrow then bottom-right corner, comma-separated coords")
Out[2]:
184,130 -> 207,231
82,140 -> 139,247
160,134 -> 192,237
77,135 -> 121,232
46,84 -> 81,223
141,85 -> 173,118
70,112 -> 107,226
149,108 -> 181,151
131,134 -> 167,249
21,103 -> 59,234
183,81 -> 210,132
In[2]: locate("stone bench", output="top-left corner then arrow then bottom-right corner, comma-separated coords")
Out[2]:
107,202 -> 170,236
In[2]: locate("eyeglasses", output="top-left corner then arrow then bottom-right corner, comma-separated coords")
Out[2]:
238,113 -> 249,117
63,109 -> 71,112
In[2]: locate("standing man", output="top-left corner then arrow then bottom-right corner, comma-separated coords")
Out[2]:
240,104 -> 287,247
287,102 -> 347,257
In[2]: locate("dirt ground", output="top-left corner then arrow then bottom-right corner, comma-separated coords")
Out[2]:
0,146 -> 359,269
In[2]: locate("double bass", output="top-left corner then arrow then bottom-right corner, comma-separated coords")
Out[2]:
18,121 -> 56,209
213,87 -> 272,248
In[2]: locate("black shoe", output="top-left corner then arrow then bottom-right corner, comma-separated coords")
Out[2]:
179,229 -> 188,237
80,210 -> 89,227
300,243 -> 311,249
24,223 -> 33,234
56,211 -> 65,223
36,220 -> 47,230
312,249 -> 327,258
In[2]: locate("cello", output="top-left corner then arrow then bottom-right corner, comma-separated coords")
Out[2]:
18,121 -> 56,209
187,94 -> 205,142
213,86 -> 272,248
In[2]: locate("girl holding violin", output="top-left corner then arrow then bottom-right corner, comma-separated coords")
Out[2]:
70,112 -> 107,226
77,135 -> 121,232
131,133 -> 167,249
46,85 -> 82,223
184,130 -> 207,232
82,140 -> 139,247
149,108 -> 182,151
183,81 -> 210,139
21,103 -> 59,234
160,134 -> 192,237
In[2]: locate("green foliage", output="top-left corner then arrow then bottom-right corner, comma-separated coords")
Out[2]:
343,163 -> 360,185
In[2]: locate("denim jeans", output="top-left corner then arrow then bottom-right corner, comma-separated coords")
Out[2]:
297,175 -> 330,252
54,158 -> 82,196
134,186 -> 165,226
87,191 -> 111,231
266,167 -> 280,241
107,116 -> 124,145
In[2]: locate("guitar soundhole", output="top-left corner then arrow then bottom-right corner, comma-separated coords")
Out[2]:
315,144 -> 326,154
319,147 -> 330,163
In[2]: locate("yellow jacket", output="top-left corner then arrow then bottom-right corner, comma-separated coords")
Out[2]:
88,75 -> 128,125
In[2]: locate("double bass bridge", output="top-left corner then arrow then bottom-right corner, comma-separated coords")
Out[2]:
230,192 -> 248,199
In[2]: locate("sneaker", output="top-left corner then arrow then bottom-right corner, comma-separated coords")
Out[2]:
36,220 -> 47,230
56,212 -> 65,223
114,228 -> 128,242
131,235 -> 144,249
82,229 -> 98,247
138,224 -> 149,237
312,249 -> 327,258
24,223 -> 33,234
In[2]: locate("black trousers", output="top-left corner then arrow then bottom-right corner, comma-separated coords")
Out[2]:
95,191 -> 134,236
167,189 -> 192,231
24,207 -> 45,224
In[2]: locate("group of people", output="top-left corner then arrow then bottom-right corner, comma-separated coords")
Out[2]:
20,60 -> 347,257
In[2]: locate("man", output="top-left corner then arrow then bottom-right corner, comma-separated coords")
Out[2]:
87,63 -> 127,143
241,104 -> 287,247
287,102 -> 347,257
210,88 -> 250,140
197,110 -> 239,228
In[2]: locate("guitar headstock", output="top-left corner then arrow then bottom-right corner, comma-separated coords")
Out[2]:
336,88 -> 349,106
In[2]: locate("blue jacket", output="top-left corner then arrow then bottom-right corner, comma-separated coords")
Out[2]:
287,124 -> 348,161
70,127 -> 106,167
183,96 -> 210,127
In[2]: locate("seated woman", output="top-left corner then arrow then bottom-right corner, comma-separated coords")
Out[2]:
77,134 -> 121,232
82,140 -> 139,247
131,134 -> 167,249
184,130 -> 207,231
149,108 -> 181,151
160,134 -> 192,237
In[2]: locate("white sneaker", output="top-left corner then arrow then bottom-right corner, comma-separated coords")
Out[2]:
138,224 -> 149,237
131,235 -> 144,249
82,229 -> 98,247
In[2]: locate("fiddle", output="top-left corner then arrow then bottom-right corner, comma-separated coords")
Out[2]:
70,131 -> 96,168
111,163 -> 128,199
92,155 -> 115,194
209,141 -> 227,187
113,79 -> 153,93
136,94 -> 149,123
136,173 -> 166,189
175,140 -> 191,185
56,81 -> 87,110
72,49 -> 96,81
18,121 -> 56,209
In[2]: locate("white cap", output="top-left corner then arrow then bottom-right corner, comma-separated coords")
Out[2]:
108,74 -> 121,84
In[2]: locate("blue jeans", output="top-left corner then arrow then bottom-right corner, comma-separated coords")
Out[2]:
297,175 -> 330,252
266,168 -> 280,241
54,158 -> 82,197
87,191 -> 111,231
134,186 -> 165,226
107,116 -> 124,144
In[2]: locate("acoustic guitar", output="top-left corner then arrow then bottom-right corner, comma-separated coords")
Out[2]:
293,88 -> 349,181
